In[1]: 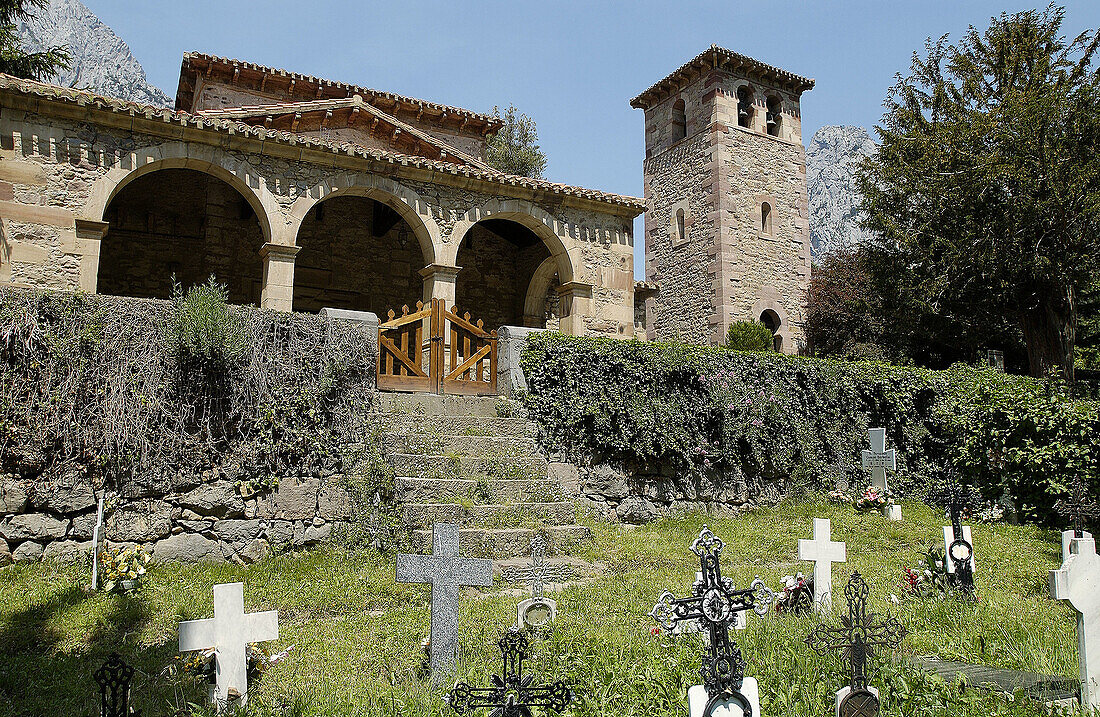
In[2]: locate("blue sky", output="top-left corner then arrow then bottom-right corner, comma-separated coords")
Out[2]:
86,1 -> 1100,277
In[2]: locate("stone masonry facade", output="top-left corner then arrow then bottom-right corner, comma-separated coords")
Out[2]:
0,53 -> 642,337
634,46 -> 814,350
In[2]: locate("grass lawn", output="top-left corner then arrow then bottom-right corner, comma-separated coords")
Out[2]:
0,497 -> 1081,717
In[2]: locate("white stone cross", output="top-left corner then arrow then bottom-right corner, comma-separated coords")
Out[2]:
396,523 -> 492,677
861,428 -> 896,491
798,518 -> 847,611
178,582 -> 279,710
1050,535 -> 1100,710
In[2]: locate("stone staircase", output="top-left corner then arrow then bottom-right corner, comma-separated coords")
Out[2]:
376,393 -> 590,560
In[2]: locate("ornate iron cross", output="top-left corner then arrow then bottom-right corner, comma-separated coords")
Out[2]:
448,628 -> 571,717
1055,476 -> 1100,538
650,526 -> 774,717
946,493 -> 975,594
501,536 -> 571,599
807,573 -> 906,717
94,653 -> 139,717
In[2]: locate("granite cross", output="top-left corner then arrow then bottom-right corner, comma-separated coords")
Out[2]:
798,518 -> 847,612
1050,534 -> 1100,711
396,523 -> 493,677
861,428 -> 896,492
178,582 -> 279,710
1055,476 -> 1100,559
807,573 -> 906,717
448,628 -> 571,716
651,526 -> 774,717
501,535 -> 571,630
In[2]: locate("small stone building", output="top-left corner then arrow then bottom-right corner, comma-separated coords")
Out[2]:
0,53 -> 643,336
633,45 -> 814,350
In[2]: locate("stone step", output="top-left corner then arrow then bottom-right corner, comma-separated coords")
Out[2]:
409,525 -> 591,560
395,477 -> 568,504
403,502 -> 576,530
379,414 -> 536,439
375,393 -> 526,419
388,453 -> 548,481
381,432 -> 539,458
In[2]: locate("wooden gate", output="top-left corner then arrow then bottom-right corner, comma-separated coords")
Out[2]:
377,298 -> 497,395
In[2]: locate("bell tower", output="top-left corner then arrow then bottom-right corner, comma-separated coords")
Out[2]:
632,45 -> 814,350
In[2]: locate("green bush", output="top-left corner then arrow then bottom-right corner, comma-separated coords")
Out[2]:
170,276 -> 247,368
725,320 -> 774,351
520,334 -> 1100,529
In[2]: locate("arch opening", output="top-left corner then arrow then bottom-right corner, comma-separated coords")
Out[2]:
292,195 -> 426,315
97,168 -> 266,304
671,98 -> 687,141
766,95 -> 782,137
760,309 -> 783,352
736,86 -> 754,128
455,218 -> 560,330
761,202 -> 773,234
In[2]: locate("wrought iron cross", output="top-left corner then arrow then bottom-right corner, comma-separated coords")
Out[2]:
650,526 -> 774,717
946,490 -> 975,594
94,653 -> 139,717
1055,476 -> 1100,539
807,573 -> 906,717
501,536 -> 571,599
448,628 -> 571,717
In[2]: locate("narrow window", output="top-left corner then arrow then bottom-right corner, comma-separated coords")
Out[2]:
671,98 -> 686,141
761,310 -> 782,352
676,208 -> 686,244
766,95 -> 782,137
761,202 -> 772,234
736,86 -> 753,128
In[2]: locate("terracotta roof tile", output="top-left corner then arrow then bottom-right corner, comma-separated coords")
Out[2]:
0,74 -> 644,212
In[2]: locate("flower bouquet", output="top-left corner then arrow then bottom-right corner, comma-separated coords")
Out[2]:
853,486 -> 891,513
774,572 -> 814,615
177,643 -> 293,684
903,546 -> 953,599
100,545 -> 151,593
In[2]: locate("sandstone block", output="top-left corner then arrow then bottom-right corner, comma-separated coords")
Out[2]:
265,520 -> 294,548
43,540 -> 92,563
548,462 -> 580,493
296,521 -> 332,547
317,483 -> 354,520
107,500 -> 171,542
152,533 -> 221,562
212,519 -> 263,544
2,513 -> 69,541
583,465 -> 629,500
275,477 -> 319,519
237,538 -> 271,564
70,511 -> 99,540
176,481 -> 245,518
32,479 -> 96,514
616,496 -> 659,525
0,478 -> 28,513
12,540 -> 44,562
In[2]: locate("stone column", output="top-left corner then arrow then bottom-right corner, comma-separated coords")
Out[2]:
74,219 -> 108,293
419,263 -> 461,306
259,243 -> 300,312
556,281 -> 593,336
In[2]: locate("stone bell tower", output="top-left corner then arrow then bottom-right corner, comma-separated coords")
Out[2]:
631,45 -> 814,351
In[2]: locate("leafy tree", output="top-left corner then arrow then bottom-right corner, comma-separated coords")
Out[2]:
725,320 -> 774,352
804,249 -> 887,360
485,104 -> 548,179
858,5 -> 1100,379
0,0 -> 69,81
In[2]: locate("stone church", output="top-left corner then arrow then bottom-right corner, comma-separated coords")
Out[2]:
0,46 -> 811,349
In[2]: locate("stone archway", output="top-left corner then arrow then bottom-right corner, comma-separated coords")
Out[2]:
96,167 -> 267,304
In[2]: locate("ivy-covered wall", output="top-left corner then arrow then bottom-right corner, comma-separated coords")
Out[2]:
521,334 -> 1100,527
0,288 -> 393,565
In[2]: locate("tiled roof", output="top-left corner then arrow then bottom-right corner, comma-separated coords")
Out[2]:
178,52 -> 502,132
631,45 -> 815,109
0,74 -> 644,212
196,95 -> 495,171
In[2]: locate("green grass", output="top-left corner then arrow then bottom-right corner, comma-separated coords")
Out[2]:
0,498 -> 1083,716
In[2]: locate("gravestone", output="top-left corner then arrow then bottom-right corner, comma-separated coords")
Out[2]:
1050,534 -> 1100,711
943,497 -> 975,594
651,526 -> 774,717
396,523 -> 493,678
94,652 -> 136,717
807,572 -> 906,717
448,628 -> 571,715
178,582 -> 279,710
90,495 -> 105,591
1055,477 -> 1100,560
501,535 -> 571,630
797,518 -> 846,611
861,428 -> 900,520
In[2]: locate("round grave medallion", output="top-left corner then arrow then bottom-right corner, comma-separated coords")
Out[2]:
702,586 -> 733,623
839,688 -> 880,717
949,538 -> 972,564
521,599 -> 553,628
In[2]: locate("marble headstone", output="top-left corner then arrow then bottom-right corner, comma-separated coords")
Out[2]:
1050,535 -> 1100,710
798,517 -> 846,611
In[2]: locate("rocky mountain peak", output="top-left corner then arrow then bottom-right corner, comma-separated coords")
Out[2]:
806,125 -> 878,259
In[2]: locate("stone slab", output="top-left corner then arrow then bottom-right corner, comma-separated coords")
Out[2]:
910,656 -> 1077,703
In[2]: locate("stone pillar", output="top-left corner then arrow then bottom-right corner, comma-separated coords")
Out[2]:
556,281 -> 593,336
420,263 -> 461,306
74,219 -> 108,293
259,243 -> 300,312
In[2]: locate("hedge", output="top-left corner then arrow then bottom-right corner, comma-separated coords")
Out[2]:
520,333 -> 1100,528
